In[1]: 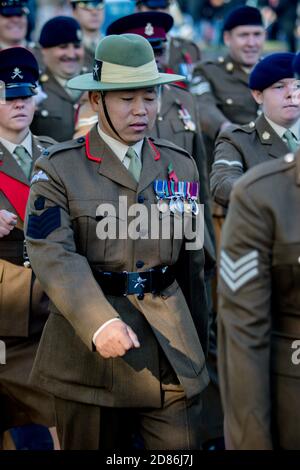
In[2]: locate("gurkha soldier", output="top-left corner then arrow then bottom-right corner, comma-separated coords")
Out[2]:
76,12 -> 216,445
25,34 -> 209,450
0,47 -> 55,448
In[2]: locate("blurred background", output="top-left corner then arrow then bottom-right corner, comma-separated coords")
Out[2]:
30,0 -> 300,54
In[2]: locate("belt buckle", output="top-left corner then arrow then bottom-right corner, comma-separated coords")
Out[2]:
23,240 -> 31,268
127,271 -> 148,297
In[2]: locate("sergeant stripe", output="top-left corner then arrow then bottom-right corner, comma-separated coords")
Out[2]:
220,267 -> 259,292
220,250 -> 259,292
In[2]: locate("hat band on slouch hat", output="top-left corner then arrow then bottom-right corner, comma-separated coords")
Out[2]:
93,59 -> 159,84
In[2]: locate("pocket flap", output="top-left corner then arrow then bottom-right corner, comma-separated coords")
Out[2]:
273,243 -> 300,266
0,260 -> 32,337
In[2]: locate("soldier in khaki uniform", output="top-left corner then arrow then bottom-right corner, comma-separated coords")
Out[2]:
135,0 -> 201,86
31,16 -> 85,142
25,34 -> 209,450
218,141 -> 300,450
211,52 -> 300,208
71,0 -> 105,71
105,11 -> 215,272
0,47 -> 55,446
191,6 -> 265,169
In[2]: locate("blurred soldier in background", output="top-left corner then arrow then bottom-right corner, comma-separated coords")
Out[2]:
0,46 -> 55,449
217,52 -> 300,450
211,52 -> 300,208
31,16 -> 85,141
0,0 -> 36,50
192,6 -> 265,165
71,0 -> 105,71
135,0 -> 201,87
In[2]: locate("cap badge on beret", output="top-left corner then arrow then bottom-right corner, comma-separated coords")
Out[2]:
11,67 -> 23,80
145,23 -> 154,36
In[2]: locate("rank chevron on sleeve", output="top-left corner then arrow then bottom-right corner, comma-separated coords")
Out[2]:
220,250 -> 259,292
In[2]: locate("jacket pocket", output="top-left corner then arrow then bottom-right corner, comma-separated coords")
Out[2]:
0,260 -> 32,336
272,242 -> 300,316
69,199 -> 127,267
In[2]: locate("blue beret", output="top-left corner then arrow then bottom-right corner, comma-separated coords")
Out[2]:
0,47 -> 39,99
293,52 -> 300,78
249,52 -> 296,91
70,0 -> 104,6
136,0 -> 171,8
0,0 -> 29,16
39,16 -> 82,48
106,12 -> 173,45
223,6 -> 263,32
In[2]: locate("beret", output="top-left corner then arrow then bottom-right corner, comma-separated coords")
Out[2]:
249,52 -> 296,91
223,6 -> 263,32
39,16 -> 82,48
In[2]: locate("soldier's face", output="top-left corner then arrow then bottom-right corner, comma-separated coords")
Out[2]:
42,43 -> 84,79
154,44 -> 168,71
0,96 -> 35,136
90,88 -> 158,145
252,79 -> 300,127
224,26 -> 265,67
0,14 -> 27,45
73,5 -> 104,33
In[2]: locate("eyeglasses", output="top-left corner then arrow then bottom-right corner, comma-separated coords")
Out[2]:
77,2 -> 104,10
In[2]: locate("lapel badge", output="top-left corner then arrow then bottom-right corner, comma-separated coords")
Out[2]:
226,62 -> 234,72
262,131 -> 270,140
218,56 -> 224,63
145,23 -> 154,36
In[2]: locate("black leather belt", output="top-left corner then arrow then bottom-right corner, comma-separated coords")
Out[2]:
92,265 -> 175,300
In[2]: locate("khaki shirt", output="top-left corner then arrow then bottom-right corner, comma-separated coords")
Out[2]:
210,114 -> 290,207
192,54 -> 260,140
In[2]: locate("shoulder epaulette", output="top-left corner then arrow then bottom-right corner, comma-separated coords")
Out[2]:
238,153 -> 295,190
41,137 -> 85,158
232,121 -> 256,134
34,135 -> 57,146
149,137 -> 191,158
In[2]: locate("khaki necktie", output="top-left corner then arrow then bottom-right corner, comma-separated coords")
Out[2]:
283,129 -> 299,153
126,147 -> 142,182
14,145 -> 32,179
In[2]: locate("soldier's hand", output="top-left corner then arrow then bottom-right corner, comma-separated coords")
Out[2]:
95,320 -> 140,359
0,210 -> 17,238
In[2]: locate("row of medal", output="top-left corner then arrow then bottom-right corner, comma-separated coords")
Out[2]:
153,180 -> 199,215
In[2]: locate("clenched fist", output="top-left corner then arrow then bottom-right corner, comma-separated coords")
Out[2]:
95,319 -> 140,359
0,210 -> 17,238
